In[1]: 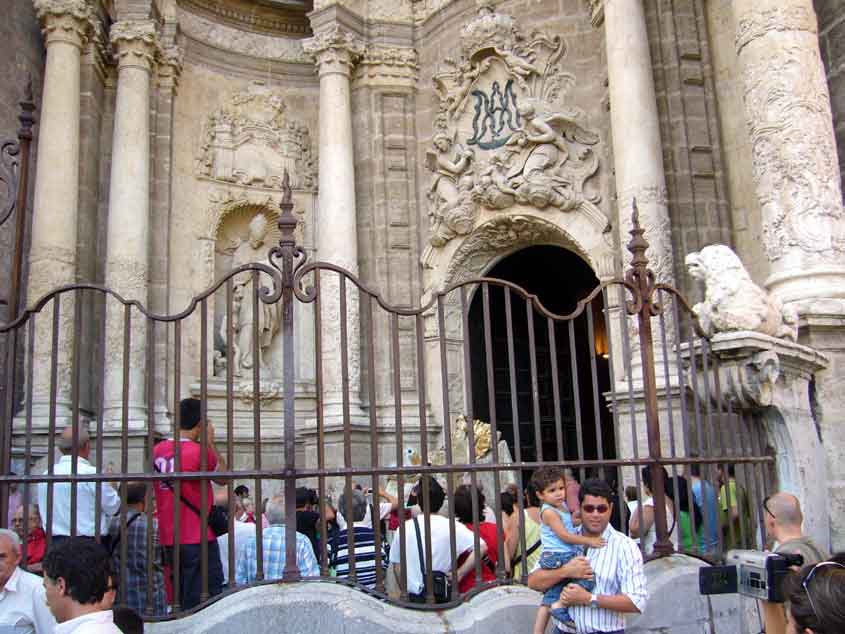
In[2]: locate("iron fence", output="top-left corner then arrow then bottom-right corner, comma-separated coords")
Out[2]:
0,165 -> 775,618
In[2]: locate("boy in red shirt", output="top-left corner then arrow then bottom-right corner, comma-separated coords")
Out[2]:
153,398 -> 227,609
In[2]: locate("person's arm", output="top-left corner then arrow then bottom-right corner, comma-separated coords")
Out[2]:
455,540 -> 488,581
526,556 -> 593,591
761,601 -> 787,634
206,422 -> 228,486
378,487 -> 400,511
560,539 -> 647,614
628,503 -> 653,539
541,507 -> 605,548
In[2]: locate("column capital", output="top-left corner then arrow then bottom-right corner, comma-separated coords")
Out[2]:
110,19 -> 158,72
303,25 -> 364,77
157,44 -> 183,88
353,45 -> 419,88
33,0 -> 93,49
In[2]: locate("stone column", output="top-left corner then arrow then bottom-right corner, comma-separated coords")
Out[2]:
733,0 -> 845,550
733,0 -> 845,307
26,0 -> 92,427
303,27 -> 367,426
101,20 -> 157,428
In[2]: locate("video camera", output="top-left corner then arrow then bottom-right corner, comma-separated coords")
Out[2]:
699,550 -> 804,603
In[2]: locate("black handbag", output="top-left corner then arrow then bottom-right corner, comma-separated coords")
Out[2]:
409,516 -> 451,604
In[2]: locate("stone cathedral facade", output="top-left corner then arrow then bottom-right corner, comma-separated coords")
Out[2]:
2,0 -> 845,565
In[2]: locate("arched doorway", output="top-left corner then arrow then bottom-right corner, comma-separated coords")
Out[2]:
468,245 -> 616,468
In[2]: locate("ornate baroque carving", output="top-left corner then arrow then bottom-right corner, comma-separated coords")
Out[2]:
33,0 -> 93,48
195,81 -> 317,191
736,3 -> 845,263
177,8 -> 311,62
354,45 -> 419,84
686,244 -> 798,341
110,20 -> 158,70
425,2 -> 601,249
205,188 -> 305,244
302,26 -> 364,76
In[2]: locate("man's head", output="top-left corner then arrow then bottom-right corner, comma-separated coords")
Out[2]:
453,485 -> 485,525
0,529 -> 22,590
58,424 -> 90,459
125,482 -> 147,511
295,487 -> 315,511
11,505 -> 42,539
179,398 -> 203,439
764,492 -> 804,542
577,479 -> 614,536
42,537 -> 114,623
409,476 -> 446,515
338,489 -> 367,524
265,494 -> 285,526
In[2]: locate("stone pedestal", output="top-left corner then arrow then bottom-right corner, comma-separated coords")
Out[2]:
681,331 -> 829,550
25,0 -> 92,429
102,20 -> 157,429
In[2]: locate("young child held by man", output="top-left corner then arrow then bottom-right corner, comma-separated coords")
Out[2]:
532,466 -> 606,633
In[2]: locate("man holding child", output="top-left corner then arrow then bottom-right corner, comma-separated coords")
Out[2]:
528,478 -> 647,634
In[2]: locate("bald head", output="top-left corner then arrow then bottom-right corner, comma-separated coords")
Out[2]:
58,424 -> 90,457
768,492 -> 803,528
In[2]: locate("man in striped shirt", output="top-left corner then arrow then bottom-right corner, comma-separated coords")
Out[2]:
528,478 -> 647,634
331,489 -> 388,589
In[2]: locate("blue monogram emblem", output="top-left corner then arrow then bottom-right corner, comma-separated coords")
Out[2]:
467,80 -> 521,149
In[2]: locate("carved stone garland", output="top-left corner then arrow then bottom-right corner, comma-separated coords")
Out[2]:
423,2 -> 602,253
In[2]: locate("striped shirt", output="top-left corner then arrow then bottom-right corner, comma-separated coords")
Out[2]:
331,526 -> 388,589
534,524 -> 648,633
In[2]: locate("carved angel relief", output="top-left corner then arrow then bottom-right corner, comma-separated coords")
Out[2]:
195,81 -> 317,191
425,2 -> 601,250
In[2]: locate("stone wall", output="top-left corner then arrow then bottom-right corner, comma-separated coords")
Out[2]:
815,0 -> 845,197
0,0 -> 44,426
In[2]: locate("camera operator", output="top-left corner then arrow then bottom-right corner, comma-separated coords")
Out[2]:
781,559 -> 845,634
761,493 -> 828,634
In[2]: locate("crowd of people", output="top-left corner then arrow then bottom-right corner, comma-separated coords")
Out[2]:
0,398 -> 843,634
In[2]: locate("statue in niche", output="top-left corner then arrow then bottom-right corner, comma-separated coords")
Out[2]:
426,133 -> 477,247
686,245 -> 798,341
223,213 -> 283,376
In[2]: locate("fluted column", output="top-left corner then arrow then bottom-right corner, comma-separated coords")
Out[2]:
303,26 -> 366,422
26,0 -> 92,427
733,0 -> 845,307
101,20 -> 157,428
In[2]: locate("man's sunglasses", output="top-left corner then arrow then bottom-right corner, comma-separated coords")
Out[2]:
762,496 -> 775,519
582,504 -> 609,514
802,561 -> 845,622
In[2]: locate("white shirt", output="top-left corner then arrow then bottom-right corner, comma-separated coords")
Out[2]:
37,455 -> 121,537
218,520 -> 257,583
55,610 -> 122,634
0,567 -> 57,634
640,496 -> 678,556
533,524 -> 648,633
388,514 -> 476,595
336,502 -> 392,531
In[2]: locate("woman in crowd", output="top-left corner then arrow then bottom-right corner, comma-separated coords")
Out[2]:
504,484 -> 542,580
453,484 -> 502,592
782,558 -> 845,633
629,466 -> 678,555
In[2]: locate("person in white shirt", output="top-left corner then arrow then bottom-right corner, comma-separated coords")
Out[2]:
0,529 -> 57,634
389,477 -> 485,601
42,537 -> 122,634
37,425 -> 121,545
336,486 -> 399,531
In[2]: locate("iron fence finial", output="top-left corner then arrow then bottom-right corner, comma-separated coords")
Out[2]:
18,74 -> 35,142
626,197 -> 650,271
277,168 -> 297,247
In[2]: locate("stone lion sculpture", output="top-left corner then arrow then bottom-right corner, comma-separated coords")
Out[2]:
686,245 -> 798,341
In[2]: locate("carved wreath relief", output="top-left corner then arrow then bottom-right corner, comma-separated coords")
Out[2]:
195,81 -> 316,191
425,3 -> 601,250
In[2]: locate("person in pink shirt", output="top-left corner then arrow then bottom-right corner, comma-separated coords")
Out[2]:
153,397 -> 228,610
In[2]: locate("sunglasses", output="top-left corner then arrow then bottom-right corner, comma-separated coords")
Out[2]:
582,504 -> 609,514
802,561 -> 845,622
763,497 -> 775,519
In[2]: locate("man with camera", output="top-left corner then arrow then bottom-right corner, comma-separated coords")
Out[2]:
761,492 -> 828,634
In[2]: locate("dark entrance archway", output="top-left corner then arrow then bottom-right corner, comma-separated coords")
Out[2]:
469,245 -> 616,469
